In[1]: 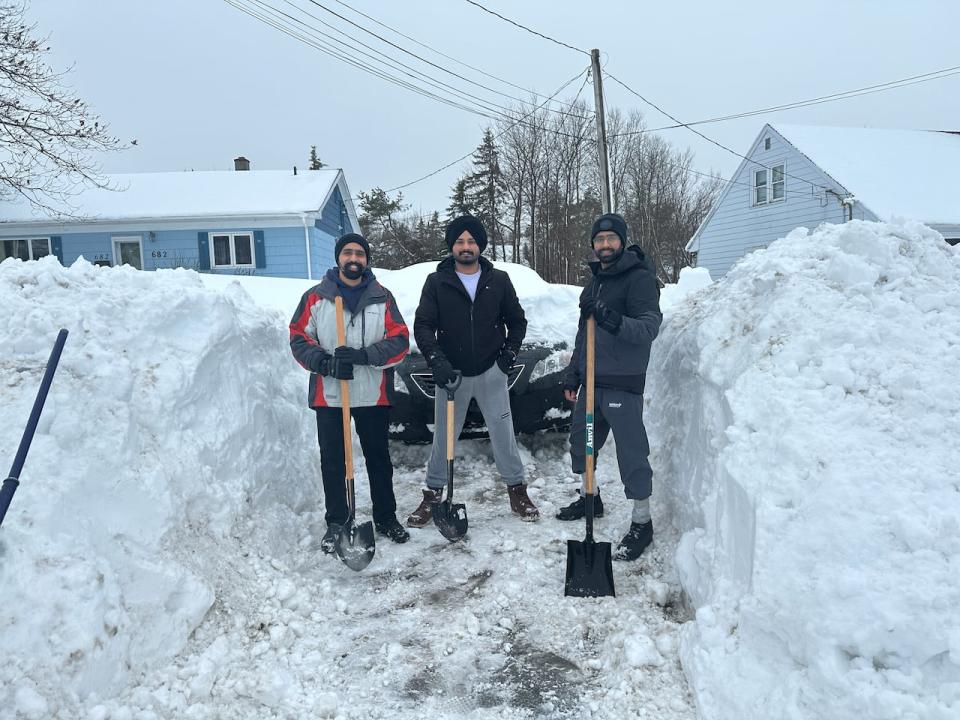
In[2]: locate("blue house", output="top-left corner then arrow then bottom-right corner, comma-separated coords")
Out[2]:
687,124 -> 960,278
0,159 -> 360,280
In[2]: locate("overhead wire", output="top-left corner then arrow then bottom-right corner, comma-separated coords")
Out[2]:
462,0 -> 589,56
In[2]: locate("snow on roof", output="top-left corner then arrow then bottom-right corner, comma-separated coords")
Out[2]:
772,124 -> 960,224
0,168 -> 345,223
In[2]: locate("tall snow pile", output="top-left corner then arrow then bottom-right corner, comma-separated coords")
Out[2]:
647,221 -> 960,719
0,258 -> 319,710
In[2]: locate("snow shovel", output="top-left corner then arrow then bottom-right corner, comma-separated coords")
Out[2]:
432,371 -> 467,542
0,329 -> 69,529
565,317 -> 615,597
332,296 -> 375,571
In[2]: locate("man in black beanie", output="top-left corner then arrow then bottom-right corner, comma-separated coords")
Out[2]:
289,232 -> 412,553
406,214 -> 540,527
557,212 -> 663,561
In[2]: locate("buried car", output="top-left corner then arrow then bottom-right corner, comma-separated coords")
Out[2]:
372,260 -> 582,443
388,343 -> 573,443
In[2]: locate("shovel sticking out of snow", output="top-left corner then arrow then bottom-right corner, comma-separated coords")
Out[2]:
432,372 -> 467,542
332,296 -> 375,571
0,329 -> 68,529
565,318 -> 615,597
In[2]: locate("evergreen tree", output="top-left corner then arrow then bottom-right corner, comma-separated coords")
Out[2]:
308,146 -> 325,170
462,129 -> 504,259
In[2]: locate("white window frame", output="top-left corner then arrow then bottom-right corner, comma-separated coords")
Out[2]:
751,162 -> 786,207
112,235 -> 144,270
209,232 -> 255,269
1,237 -> 51,261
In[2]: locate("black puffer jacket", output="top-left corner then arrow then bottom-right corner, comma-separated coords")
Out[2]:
564,245 -> 662,394
414,256 -> 527,377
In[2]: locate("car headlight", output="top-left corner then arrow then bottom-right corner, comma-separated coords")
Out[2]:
393,370 -> 409,394
529,349 -> 573,383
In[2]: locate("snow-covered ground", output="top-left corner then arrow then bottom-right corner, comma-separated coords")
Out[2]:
2,222 -> 958,719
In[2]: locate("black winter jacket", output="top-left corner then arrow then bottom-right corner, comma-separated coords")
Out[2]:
564,245 -> 662,394
414,256 -> 527,377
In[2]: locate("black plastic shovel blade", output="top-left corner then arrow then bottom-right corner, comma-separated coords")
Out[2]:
565,538 -> 615,597
432,499 -> 468,542
335,518 -> 376,571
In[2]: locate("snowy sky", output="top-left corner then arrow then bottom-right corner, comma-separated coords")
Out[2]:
27,0 -> 960,215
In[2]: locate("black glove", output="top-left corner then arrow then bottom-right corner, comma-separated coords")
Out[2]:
329,353 -> 354,380
496,348 -> 517,374
312,352 -> 332,376
335,345 -> 369,366
429,354 -> 456,389
580,296 -> 622,335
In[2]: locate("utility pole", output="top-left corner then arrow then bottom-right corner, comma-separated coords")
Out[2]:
591,49 -> 612,214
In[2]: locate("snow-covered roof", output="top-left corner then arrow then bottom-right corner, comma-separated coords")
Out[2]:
772,124 -> 960,224
0,168 -> 351,223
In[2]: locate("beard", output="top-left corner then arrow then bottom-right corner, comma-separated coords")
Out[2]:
596,246 -> 623,264
340,261 -> 364,280
455,250 -> 478,265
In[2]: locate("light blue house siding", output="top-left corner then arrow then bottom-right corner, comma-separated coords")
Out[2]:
689,125 -> 877,278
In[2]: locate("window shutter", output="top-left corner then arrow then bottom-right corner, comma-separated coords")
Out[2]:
51,236 -> 63,264
254,230 -> 266,269
198,232 -> 210,270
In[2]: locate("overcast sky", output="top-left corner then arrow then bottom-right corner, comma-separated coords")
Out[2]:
27,0 -> 960,215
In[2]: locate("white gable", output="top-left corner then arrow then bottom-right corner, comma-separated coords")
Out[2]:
0,169 -> 346,223
772,124 -> 960,224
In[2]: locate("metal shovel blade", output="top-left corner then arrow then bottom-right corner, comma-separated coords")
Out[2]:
564,538 -> 616,597
432,499 -> 468,542
334,516 -> 376,571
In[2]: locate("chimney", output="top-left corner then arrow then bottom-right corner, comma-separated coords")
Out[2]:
234,156 -> 250,171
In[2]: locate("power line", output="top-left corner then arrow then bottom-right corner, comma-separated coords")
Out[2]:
611,64 -> 960,137
298,0 -> 588,118
462,0 -> 589,56
329,0 -> 590,112
367,68 -> 590,197
604,71 -> 831,192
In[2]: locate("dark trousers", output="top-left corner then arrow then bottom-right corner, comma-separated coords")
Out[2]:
315,405 -> 397,526
569,386 -> 652,500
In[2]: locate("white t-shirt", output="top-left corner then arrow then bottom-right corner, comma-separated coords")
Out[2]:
456,270 -> 481,301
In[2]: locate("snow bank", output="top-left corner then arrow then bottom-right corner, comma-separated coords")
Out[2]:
0,257 -> 319,709
647,221 -> 960,719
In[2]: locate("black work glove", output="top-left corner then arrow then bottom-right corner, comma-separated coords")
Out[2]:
312,352 -> 332,376
580,296 -> 622,335
335,345 -> 369,366
329,352 -> 354,381
429,354 -> 456,389
496,348 -> 517,374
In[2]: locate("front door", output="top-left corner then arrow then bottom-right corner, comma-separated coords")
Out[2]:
112,236 -> 143,270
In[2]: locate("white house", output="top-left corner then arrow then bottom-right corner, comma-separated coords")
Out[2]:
687,124 -> 960,278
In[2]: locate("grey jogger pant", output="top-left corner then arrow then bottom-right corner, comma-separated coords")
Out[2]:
426,364 -> 525,488
569,386 -> 652,500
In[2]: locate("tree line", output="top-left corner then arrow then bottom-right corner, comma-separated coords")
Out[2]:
357,97 -> 722,285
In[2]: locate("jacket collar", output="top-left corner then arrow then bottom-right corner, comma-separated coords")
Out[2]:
588,244 -> 654,278
316,267 -> 386,303
437,254 -> 493,277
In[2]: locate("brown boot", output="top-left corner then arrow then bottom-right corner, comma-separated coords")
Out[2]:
406,487 -> 443,528
507,484 -> 540,522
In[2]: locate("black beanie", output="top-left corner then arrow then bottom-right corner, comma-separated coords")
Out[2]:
445,214 -> 488,252
335,232 -> 370,262
590,213 -> 628,246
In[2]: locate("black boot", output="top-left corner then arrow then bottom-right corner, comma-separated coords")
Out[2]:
376,516 -> 410,544
320,523 -> 342,554
614,521 -> 653,561
555,489 -> 604,521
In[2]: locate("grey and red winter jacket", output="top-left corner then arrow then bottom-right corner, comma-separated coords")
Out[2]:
289,269 -> 409,408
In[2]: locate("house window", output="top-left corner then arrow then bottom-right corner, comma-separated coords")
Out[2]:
752,164 -> 785,206
210,232 -> 254,268
0,238 -> 50,261
764,137 -> 771,150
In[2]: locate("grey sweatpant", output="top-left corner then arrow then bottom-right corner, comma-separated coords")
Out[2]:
569,386 -> 652,500
426,364 -> 525,488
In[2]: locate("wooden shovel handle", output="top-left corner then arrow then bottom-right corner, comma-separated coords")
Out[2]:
584,316 -> 595,495
334,297 -> 354,492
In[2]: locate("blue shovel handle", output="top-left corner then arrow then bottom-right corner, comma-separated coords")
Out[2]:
0,329 -> 69,528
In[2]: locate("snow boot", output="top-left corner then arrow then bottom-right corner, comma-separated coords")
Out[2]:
320,523 -> 343,555
507,483 -> 540,522
614,521 -> 653,561
376,516 -> 410,544
555,489 -> 604,521
406,487 -> 443,528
